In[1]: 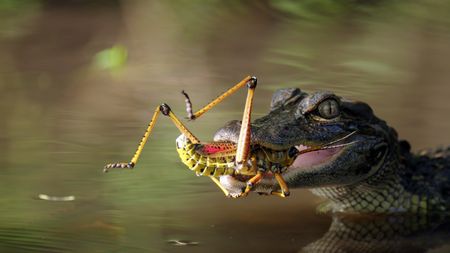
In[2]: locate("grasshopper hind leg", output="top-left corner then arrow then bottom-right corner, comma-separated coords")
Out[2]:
103,162 -> 135,172
104,103 -> 200,172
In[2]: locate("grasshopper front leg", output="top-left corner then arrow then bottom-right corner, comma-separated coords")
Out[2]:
272,173 -> 290,197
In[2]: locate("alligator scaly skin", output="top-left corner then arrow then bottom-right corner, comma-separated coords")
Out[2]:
311,146 -> 450,213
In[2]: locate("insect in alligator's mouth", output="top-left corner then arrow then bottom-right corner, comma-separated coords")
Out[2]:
104,76 -> 358,198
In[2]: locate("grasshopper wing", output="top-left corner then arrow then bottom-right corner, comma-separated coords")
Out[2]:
194,142 -> 237,158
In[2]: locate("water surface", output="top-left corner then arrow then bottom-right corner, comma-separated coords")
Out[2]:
1,1 -> 450,252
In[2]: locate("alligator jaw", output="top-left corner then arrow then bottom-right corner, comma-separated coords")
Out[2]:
228,141 -> 349,182
289,144 -> 345,171
222,129 -> 359,182
219,143 -> 349,196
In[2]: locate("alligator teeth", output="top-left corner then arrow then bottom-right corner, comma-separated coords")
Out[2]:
295,145 -> 310,152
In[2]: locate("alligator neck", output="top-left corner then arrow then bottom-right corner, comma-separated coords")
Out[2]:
311,144 -> 448,213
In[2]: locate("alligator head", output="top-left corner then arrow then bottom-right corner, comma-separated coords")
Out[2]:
215,88 -> 409,212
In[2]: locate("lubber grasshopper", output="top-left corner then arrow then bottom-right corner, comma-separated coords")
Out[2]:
104,76 -> 307,198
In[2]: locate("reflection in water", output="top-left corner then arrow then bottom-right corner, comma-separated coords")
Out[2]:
0,227 -> 62,253
0,0 -> 450,253
303,213 -> 450,253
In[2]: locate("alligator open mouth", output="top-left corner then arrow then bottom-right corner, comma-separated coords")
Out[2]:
290,144 -> 345,170
228,131 -> 358,183
219,140 -> 354,195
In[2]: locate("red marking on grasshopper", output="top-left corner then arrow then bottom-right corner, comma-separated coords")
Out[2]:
196,143 -> 237,156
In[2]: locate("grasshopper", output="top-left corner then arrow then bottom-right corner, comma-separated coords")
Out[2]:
104,76 -> 294,198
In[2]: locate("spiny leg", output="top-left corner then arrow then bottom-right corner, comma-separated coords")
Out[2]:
181,76 -> 253,120
272,173 -> 290,197
235,77 -> 257,173
104,106 -> 161,172
104,104 -> 200,172
159,103 -> 200,144
103,103 -> 234,197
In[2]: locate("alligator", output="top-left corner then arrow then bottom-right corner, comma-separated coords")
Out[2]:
214,88 -> 450,213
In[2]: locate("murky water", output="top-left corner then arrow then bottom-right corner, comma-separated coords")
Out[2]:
1,1 -> 450,252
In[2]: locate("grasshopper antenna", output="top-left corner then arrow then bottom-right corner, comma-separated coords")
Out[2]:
181,90 -> 195,120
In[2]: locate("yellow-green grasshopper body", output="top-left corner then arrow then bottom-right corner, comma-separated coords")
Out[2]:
175,134 -> 297,178
175,135 -> 238,177
104,76 -> 294,197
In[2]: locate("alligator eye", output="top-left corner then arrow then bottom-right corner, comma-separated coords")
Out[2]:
317,99 -> 340,119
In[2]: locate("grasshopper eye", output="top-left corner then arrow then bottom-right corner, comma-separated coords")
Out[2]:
317,99 -> 340,119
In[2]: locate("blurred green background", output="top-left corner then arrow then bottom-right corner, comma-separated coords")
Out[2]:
0,0 -> 450,252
